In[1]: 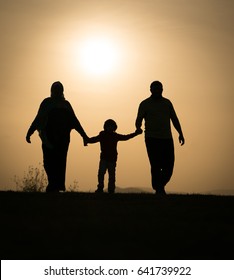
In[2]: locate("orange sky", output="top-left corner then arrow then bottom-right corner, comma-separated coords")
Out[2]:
0,0 -> 233,194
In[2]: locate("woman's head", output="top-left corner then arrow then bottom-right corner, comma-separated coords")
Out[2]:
51,81 -> 64,99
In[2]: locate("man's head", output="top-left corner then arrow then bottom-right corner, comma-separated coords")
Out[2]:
104,119 -> 118,132
150,81 -> 163,98
51,81 -> 64,98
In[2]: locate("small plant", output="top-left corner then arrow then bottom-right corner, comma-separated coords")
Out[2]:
14,163 -> 47,192
14,163 -> 80,192
67,180 -> 79,192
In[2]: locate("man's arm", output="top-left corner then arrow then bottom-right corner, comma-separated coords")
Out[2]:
170,105 -> 185,145
135,103 -> 144,133
117,130 -> 142,141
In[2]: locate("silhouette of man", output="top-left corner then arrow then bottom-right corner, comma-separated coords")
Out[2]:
26,81 -> 88,192
135,81 -> 185,195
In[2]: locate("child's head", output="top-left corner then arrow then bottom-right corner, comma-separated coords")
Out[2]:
103,119 -> 117,132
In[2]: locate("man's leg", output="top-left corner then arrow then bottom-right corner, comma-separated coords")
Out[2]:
161,139 -> 174,189
145,138 -> 163,193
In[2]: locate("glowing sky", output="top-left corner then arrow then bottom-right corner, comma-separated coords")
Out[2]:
0,0 -> 233,194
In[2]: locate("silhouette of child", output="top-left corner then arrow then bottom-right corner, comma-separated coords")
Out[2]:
86,119 -> 142,193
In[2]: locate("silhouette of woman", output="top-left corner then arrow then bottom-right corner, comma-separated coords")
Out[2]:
26,81 -> 88,192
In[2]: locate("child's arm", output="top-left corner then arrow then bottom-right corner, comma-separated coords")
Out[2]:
87,134 -> 100,144
117,129 -> 142,141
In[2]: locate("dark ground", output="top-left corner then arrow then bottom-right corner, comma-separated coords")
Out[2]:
0,191 -> 233,260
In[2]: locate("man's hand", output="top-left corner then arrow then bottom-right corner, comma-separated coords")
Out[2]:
135,128 -> 143,135
179,134 -> 185,146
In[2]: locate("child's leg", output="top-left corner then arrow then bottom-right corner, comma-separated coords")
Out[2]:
97,159 -> 107,192
107,161 -> 117,193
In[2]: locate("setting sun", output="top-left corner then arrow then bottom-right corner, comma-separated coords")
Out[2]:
78,37 -> 120,76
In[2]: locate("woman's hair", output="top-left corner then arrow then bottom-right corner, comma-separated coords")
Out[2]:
50,81 -> 64,99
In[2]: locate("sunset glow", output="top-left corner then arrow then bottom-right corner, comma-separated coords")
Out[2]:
77,37 -> 120,76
